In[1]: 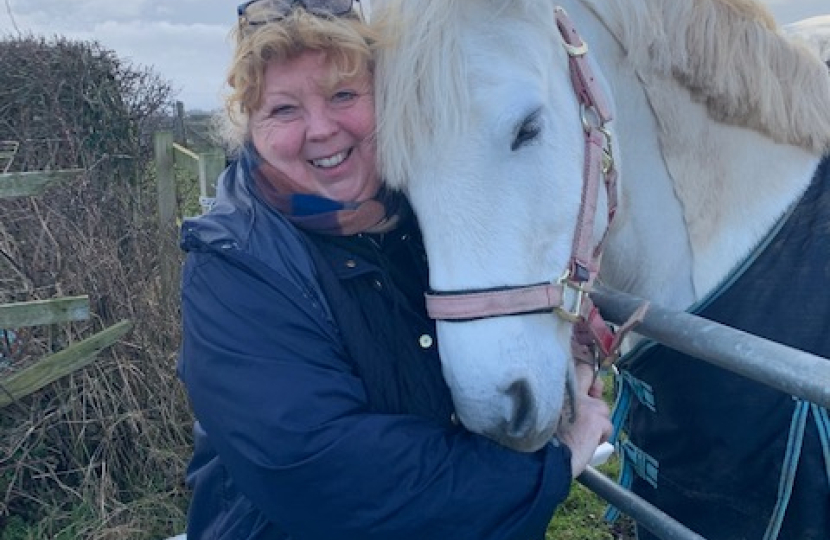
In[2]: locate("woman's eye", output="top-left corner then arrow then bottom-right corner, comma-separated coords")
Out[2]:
332,90 -> 358,103
270,105 -> 297,117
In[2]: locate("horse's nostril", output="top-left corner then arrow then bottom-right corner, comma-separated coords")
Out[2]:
505,379 -> 536,437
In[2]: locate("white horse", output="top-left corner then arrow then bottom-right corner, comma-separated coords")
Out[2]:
372,0 -> 830,537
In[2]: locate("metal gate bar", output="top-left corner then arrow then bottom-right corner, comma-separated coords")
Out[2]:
591,286 -> 830,409
578,467 -> 705,540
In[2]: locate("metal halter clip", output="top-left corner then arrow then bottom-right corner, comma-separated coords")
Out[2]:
580,103 -> 603,133
599,126 -> 615,174
562,40 -> 588,57
554,270 -> 588,323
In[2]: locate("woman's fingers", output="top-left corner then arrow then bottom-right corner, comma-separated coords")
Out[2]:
574,359 -> 605,398
573,361 -> 596,394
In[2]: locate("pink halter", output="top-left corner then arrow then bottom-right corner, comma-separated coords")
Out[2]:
424,7 -> 646,368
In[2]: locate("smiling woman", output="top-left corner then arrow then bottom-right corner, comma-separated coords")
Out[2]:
248,51 -> 379,202
173,1 -> 611,539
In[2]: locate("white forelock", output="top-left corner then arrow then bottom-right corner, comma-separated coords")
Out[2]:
372,0 -> 558,189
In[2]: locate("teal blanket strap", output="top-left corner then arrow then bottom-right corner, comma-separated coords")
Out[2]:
811,404 -> 830,498
609,371 -> 655,445
608,373 -> 631,446
762,400 -> 810,540
604,371 -> 657,522
604,373 -> 631,522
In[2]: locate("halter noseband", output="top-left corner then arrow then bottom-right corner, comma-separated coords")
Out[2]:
424,7 -> 645,367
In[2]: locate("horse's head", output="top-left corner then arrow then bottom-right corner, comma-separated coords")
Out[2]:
373,0 -> 616,451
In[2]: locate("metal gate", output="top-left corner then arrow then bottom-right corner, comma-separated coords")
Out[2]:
576,286 -> 830,540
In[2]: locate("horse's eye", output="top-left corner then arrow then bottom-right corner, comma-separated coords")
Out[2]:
511,111 -> 542,151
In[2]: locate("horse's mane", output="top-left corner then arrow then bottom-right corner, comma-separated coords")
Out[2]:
373,0 -> 465,188
584,0 -> 830,153
372,0 -> 553,188
373,0 -> 830,188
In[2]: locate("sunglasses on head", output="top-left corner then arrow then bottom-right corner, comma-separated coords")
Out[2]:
237,0 -> 361,25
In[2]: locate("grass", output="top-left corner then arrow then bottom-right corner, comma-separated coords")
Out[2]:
546,457 -> 635,539
546,373 -> 635,540
548,482 -> 615,540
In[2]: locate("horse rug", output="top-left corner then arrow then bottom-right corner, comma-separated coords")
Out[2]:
616,154 -> 830,540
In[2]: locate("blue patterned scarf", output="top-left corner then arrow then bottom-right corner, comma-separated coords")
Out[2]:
243,144 -> 403,235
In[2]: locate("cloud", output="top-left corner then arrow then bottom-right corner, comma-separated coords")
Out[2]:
8,0 -> 154,27
82,20 -> 232,110
1,1 -> 232,111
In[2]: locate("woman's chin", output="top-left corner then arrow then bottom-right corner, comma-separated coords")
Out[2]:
324,176 -> 380,202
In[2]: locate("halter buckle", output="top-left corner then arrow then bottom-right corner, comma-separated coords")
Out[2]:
554,271 -> 589,323
599,126 -> 615,174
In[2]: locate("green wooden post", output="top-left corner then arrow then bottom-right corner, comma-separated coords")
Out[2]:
0,170 -> 84,198
173,142 -> 201,176
0,320 -> 133,408
155,131 -> 179,301
198,151 -> 225,213
155,131 -> 177,231
175,101 -> 189,146
0,296 -> 89,328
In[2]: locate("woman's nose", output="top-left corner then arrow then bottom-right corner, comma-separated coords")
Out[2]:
306,108 -> 338,141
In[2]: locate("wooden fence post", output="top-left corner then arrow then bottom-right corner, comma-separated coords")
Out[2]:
0,296 -> 90,328
174,101 -> 189,146
0,320 -> 133,408
0,170 -> 84,198
198,151 -> 224,213
154,131 -> 179,301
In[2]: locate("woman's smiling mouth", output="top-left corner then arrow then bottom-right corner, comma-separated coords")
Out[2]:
310,149 -> 351,169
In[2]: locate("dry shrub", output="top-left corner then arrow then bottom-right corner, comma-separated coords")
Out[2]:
0,35 -> 193,539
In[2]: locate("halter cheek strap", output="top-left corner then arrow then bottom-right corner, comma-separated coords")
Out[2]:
424,6 -> 644,367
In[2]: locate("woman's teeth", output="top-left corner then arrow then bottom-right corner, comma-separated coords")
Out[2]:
311,150 -> 348,169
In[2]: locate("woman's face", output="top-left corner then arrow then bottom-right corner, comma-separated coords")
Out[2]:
250,50 -> 379,202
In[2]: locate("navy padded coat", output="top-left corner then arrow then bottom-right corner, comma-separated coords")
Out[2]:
178,160 -> 574,540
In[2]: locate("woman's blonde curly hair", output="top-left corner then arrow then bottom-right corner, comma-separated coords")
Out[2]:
216,5 -> 378,154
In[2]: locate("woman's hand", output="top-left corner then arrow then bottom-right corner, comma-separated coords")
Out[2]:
556,362 -> 613,478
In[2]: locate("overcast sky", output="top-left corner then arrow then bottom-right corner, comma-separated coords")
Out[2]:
0,0 -> 828,112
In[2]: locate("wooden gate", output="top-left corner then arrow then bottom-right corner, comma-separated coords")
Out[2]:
0,165 -> 132,408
